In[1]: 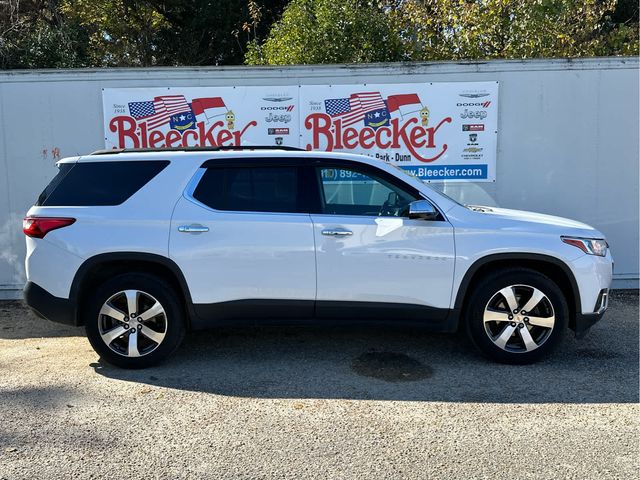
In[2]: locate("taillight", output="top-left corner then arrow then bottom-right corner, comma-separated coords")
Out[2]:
23,217 -> 75,238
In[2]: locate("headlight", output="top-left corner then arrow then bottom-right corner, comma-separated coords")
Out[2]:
561,236 -> 608,257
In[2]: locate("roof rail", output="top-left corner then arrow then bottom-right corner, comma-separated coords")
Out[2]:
89,145 -> 306,155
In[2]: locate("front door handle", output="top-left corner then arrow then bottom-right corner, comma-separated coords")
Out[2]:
178,224 -> 209,233
321,228 -> 353,236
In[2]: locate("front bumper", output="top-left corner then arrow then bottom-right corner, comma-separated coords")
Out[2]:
574,311 -> 606,339
573,288 -> 609,339
568,250 -> 612,338
23,281 -> 77,326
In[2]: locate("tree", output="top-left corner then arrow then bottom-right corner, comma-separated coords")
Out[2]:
393,0 -> 638,60
245,0 -> 404,64
1,0 -> 289,68
246,0 -> 639,65
148,0 -> 289,65
599,0 -> 640,55
60,0 -> 289,66
60,0 -> 168,67
0,0 -> 89,69
1,0 -> 637,68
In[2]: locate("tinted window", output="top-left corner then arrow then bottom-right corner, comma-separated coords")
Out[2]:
318,167 -> 418,217
191,168 -> 225,211
37,161 -> 169,206
36,163 -> 74,206
193,167 -> 300,213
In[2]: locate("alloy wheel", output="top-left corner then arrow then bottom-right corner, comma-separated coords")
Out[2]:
483,284 -> 556,353
97,290 -> 168,357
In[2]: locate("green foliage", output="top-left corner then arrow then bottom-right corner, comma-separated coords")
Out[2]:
0,1 -> 89,68
393,0 -> 638,61
247,0 -> 639,65
60,0 -> 168,67
0,0 -> 288,68
246,0 -> 403,64
146,0 -> 288,66
0,0 -> 636,68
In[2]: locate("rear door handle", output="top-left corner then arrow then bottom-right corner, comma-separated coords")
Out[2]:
178,224 -> 209,233
321,228 -> 353,236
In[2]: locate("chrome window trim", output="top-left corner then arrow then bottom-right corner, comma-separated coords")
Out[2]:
183,165 -> 450,223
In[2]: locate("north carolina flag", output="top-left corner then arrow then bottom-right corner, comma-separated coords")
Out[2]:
191,97 -> 226,119
386,94 -> 422,117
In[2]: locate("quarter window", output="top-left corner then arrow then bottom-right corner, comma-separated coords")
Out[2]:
36,161 -> 169,206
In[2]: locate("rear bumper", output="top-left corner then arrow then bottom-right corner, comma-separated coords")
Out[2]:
23,281 -> 76,326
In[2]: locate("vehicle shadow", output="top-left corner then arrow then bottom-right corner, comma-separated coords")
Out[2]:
3,295 -> 637,404
91,293 -> 639,404
0,301 -> 83,339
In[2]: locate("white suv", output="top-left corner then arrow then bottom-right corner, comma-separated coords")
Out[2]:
23,147 -> 612,368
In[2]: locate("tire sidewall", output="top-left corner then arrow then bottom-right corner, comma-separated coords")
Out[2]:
84,273 -> 185,368
465,269 -> 568,364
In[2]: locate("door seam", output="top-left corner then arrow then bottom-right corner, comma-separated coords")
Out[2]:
309,213 -> 319,316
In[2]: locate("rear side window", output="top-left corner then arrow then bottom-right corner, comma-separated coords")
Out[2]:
193,166 -> 300,213
37,161 -> 169,206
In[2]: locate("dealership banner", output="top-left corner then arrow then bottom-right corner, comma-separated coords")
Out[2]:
103,82 -> 498,181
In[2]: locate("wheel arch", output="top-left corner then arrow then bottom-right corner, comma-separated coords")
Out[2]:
454,253 -> 581,331
70,252 -> 194,327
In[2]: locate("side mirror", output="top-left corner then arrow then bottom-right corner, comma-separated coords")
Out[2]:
408,200 -> 438,220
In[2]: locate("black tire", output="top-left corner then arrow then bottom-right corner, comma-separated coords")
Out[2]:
464,268 -> 568,364
84,273 -> 186,368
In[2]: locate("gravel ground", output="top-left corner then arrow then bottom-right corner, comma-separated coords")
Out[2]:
0,291 -> 638,479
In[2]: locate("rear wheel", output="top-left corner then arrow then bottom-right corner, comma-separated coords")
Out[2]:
84,273 -> 185,368
465,268 -> 568,364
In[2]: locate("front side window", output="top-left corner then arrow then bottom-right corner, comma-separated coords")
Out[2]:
318,167 -> 418,217
193,166 -> 300,213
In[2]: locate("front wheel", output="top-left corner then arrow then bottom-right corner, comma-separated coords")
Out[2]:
465,269 -> 568,364
84,273 -> 185,368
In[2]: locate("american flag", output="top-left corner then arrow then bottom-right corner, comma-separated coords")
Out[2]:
128,95 -> 192,130
324,92 -> 387,126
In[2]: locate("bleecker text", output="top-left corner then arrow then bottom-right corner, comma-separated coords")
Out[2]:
109,116 -> 257,148
304,113 -> 452,162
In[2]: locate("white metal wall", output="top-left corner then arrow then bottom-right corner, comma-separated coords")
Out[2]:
0,57 -> 637,298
